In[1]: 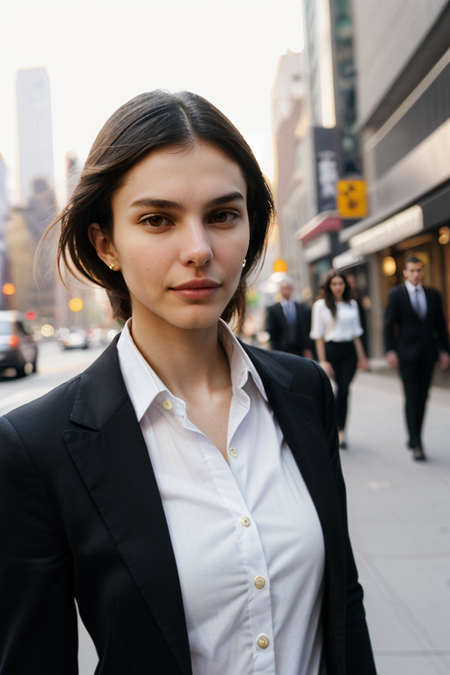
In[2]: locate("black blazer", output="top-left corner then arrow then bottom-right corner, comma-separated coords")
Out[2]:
384,285 -> 450,361
0,339 -> 376,675
265,301 -> 314,356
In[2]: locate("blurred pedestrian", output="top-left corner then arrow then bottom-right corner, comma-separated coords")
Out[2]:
265,276 -> 315,358
311,269 -> 369,449
346,272 -> 368,355
0,91 -> 377,675
384,256 -> 450,461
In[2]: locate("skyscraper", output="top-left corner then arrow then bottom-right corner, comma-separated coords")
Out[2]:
0,153 -> 8,298
15,67 -> 54,203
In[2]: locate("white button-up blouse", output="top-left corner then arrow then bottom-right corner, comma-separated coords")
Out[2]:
117,320 -> 325,675
310,299 -> 363,343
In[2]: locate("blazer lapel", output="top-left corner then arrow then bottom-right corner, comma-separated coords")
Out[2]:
242,345 -> 346,566
63,339 -> 192,675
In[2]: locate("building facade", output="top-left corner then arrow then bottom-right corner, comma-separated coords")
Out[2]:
15,68 -> 54,204
337,0 -> 450,356
271,50 -> 310,293
0,154 -> 8,304
293,0 -> 365,306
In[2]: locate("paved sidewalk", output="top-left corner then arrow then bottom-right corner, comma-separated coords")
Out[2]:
342,371 -> 450,675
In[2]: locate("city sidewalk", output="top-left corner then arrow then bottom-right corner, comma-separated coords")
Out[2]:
343,371 -> 450,675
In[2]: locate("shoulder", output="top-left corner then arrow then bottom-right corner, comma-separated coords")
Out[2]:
1,375 -> 81,444
266,302 -> 281,313
312,299 -> 326,311
388,285 -> 406,298
243,343 -> 328,397
424,286 -> 442,299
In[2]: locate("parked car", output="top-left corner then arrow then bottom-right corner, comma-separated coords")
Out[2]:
59,327 -> 90,350
0,310 -> 38,377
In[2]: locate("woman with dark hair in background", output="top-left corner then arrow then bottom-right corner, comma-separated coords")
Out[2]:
0,91 -> 376,675
311,269 -> 369,449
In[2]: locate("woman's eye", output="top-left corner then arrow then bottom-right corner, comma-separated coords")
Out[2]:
211,210 -> 237,224
141,215 -> 170,228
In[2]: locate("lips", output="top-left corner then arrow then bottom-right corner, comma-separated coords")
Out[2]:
171,279 -> 220,290
170,278 -> 221,300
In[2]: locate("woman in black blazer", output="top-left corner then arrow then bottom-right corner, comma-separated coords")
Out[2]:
0,91 -> 377,675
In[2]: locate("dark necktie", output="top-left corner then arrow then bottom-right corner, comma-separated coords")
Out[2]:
412,288 -> 424,319
286,302 -> 296,325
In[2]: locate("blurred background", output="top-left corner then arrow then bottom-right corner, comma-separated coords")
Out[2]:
1,0 -> 450,378
1,1 -> 450,674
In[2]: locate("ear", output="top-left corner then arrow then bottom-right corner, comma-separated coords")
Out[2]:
88,223 -> 120,270
402,268 -> 407,279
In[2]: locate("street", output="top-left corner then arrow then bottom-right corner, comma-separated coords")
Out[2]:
1,345 -> 449,674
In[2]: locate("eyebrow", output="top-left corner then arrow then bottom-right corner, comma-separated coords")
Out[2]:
129,191 -> 245,211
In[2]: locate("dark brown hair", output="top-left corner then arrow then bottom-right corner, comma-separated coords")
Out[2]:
323,269 -> 352,317
403,255 -> 422,269
52,90 -> 275,328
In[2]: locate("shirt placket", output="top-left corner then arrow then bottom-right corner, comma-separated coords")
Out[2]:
219,386 -> 276,674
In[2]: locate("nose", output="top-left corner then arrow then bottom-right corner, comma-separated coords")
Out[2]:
180,220 -> 213,267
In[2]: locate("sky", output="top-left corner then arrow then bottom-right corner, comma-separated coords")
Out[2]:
0,0 -> 303,205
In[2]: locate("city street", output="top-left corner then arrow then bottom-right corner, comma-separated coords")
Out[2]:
1,345 -> 449,674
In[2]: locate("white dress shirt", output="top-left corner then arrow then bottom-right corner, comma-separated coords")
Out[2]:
405,280 -> 427,319
117,320 -> 325,675
310,299 -> 363,342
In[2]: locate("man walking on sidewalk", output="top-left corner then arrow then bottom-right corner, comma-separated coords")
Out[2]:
265,276 -> 315,358
384,256 -> 450,461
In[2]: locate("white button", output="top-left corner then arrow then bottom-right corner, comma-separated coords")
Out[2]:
257,634 -> 269,649
240,516 -> 250,527
229,446 -> 237,458
162,400 -> 173,410
254,575 -> 266,589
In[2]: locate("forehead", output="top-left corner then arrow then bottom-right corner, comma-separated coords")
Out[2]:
114,143 -> 247,206
405,262 -> 423,270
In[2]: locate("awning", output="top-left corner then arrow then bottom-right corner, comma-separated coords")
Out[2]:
349,205 -> 424,256
295,211 -> 343,246
332,250 -> 365,270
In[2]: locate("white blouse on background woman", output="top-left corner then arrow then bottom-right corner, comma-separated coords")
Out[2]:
310,299 -> 363,343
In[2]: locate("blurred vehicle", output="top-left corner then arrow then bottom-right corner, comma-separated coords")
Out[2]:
0,310 -> 38,377
60,327 -> 90,350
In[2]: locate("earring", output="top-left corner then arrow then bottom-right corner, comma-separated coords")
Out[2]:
242,258 -> 246,268
109,263 -> 115,270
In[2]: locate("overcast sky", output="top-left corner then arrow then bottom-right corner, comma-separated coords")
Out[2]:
0,0 -> 303,204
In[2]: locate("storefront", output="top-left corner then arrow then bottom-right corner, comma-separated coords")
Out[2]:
349,187 -> 450,331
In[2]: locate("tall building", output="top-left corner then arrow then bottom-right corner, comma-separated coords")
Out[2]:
0,154 -> 8,302
15,68 -> 54,203
65,151 -> 82,201
271,50 -> 310,293
337,0 -> 450,356
287,0 -> 344,295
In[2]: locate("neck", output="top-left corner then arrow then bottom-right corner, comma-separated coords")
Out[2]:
129,312 -> 231,401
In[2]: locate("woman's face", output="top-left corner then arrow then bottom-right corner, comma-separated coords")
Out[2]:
92,143 -> 250,333
329,276 -> 346,301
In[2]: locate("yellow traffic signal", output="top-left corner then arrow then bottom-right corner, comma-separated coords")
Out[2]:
273,258 -> 288,273
2,283 -> 16,295
337,180 -> 367,218
69,297 -> 83,312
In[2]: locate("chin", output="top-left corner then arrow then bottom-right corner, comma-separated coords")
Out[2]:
164,306 -> 227,331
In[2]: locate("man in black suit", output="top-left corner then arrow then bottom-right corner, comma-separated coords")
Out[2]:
384,256 -> 450,461
265,276 -> 315,358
